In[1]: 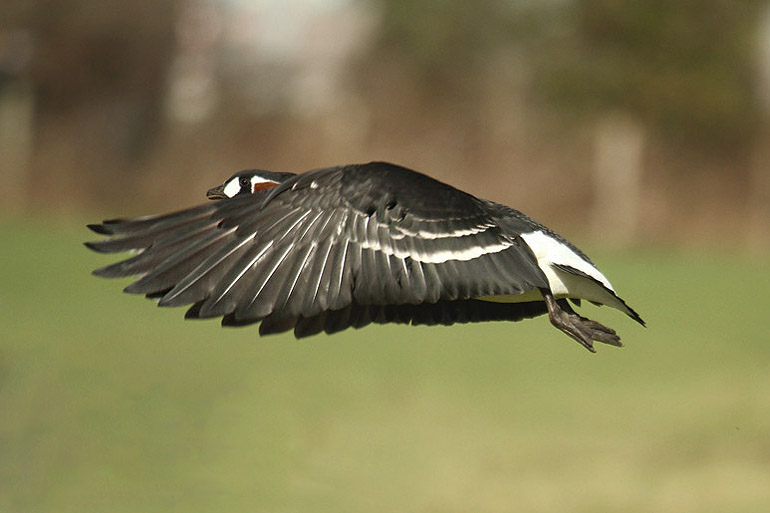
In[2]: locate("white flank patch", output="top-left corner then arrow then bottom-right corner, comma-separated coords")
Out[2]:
223,177 -> 242,198
520,230 -> 620,303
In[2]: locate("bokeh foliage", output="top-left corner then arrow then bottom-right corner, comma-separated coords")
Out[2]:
538,0 -> 766,146
374,0 -> 768,147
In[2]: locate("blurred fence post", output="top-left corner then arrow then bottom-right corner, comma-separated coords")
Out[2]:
0,79 -> 34,214
749,5 -> 770,255
0,30 -> 35,215
748,135 -> 770,255
590,112 -> 645,247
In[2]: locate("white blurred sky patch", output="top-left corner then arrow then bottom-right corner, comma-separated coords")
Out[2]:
166,0 -> 378,122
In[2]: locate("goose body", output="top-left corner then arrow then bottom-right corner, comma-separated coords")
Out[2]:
86,162 -> 643,352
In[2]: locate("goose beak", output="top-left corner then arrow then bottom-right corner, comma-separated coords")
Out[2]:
206,185 -> 227,200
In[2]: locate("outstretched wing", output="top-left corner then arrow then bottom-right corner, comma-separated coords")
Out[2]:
87,162 -> 550,336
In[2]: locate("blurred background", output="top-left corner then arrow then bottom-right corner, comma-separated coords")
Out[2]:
2,1 -> 769,512
2,0 -> 769,248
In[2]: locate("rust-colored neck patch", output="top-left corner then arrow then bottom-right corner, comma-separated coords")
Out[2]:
252,180 -> 279,193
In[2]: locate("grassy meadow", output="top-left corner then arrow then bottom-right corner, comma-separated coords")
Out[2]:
1,217 -> 769,513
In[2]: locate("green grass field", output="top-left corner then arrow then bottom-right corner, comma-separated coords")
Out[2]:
2,218 -> 769,513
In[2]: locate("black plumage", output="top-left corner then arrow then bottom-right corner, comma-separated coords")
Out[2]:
87,162 -> 643,351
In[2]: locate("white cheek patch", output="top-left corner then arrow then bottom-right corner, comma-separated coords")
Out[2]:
223,178 -> 242,198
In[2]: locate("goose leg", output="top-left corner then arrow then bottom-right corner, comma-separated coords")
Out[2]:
542,291 -> 622,352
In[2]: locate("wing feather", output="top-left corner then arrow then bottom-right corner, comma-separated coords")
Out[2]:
92,221 -> 222,278
87,162 -> 552,336
123,226 -> 240,296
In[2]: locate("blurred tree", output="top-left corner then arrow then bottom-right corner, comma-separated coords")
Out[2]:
32,1 -> 177,156
360,0 -> 561,193
371,0 -> 554,87
371,0 -> 768,246
534,0 -> 767,148
374,0 -> 498,79
0,30 -> 35,213
3,0 -> 178,207
523,0 -> 769,246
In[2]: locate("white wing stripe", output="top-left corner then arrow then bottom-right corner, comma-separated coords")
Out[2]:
358,236 -> 511,263
393,222 -> 495,239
